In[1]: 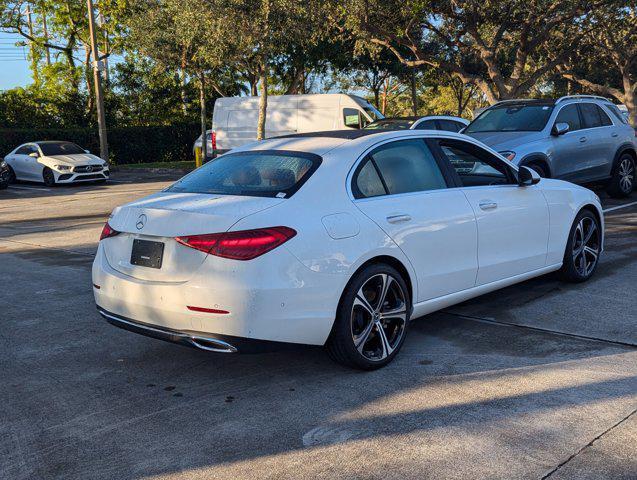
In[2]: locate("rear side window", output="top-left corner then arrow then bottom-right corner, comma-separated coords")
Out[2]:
555,104 -> 581,131
414,120 -> 437,130
604,103 -> 628,124
354,160 -> 386,198
166,150 -> 320,198
580,103 -> 610,129
358,139 -> 447,197
438,120 -> 464,132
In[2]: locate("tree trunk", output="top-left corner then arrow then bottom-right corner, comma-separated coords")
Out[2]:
257,62 -> 268,141
199,72 -> 207,160
622,70 -> 636,126
180,49 -> 188,114
410,67 -> 418,115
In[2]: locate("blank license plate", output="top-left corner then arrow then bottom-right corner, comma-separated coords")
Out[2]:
130,239 -> 164,269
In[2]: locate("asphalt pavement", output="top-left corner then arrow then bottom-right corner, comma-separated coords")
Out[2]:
1,172 -> 636,479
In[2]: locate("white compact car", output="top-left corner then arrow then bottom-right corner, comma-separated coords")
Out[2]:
93,130 -> 604,369
4,141 -> 109,186
365,115 -> 469,132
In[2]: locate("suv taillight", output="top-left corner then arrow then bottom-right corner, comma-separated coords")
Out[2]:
176,226 -> 296,260
210,131 -> 217,152
100,222 -> 120,241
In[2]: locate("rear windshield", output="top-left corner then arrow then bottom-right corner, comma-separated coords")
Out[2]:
364,119 -> 415,130
465,104 -> 554,133
166,150 -> 321,198
39,142 -> 86,156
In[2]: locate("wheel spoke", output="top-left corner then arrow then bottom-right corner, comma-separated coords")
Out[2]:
375,323 -> 393,360
583,222 -> 597,244
354,293 -> 374,317
583,245 -> 598,261
376,274 -> 391,312
354,319 -> 375,351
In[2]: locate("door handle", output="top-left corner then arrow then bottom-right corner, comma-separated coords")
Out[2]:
579,137 -> 587,143
386,214 -> 411,224
479,201 -> 497,211
611,132 -> 618,138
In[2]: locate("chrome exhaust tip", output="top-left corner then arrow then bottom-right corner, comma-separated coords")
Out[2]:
189,336 -> 238,353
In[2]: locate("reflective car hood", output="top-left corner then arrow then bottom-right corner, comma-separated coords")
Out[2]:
45,153 -> 103,165
466,131 -> 544,151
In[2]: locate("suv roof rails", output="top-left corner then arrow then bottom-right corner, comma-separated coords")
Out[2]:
556,95 -> 611,103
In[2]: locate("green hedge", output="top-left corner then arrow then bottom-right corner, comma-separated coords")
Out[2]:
0,124 -> 200,165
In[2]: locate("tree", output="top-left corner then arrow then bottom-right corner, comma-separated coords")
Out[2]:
559,2 -> 637,125
342,0 -> 605,104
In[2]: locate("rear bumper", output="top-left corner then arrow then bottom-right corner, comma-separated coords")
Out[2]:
97,307 -> 306,353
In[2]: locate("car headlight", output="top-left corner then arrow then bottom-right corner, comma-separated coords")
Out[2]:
102,162 -> 108,168
0,161 -> 6,168
499,151 -> 516,161
55,164 -> 72,171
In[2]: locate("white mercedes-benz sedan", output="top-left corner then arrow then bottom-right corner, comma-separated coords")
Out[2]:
4,141 -> 109,186
93,130 -> 604,369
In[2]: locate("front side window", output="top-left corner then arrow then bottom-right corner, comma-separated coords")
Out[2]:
356,139 -> 447,197
364,119 -> 415,130
15,145 -> 32,155
438,140 -> 513,187
39,142 -> 85,156
166,150 -> 320,198
465,104 -> 554,133
343,108 -> 362,128
555,104 -> 581,132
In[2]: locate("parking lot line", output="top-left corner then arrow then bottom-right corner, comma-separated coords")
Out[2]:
603,200 -> 637,213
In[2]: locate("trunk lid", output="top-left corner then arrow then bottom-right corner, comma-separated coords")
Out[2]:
103,192 -> 283,282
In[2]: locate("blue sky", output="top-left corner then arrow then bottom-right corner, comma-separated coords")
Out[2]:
0,32 -> 32,90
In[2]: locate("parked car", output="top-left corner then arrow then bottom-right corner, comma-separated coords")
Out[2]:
464,95 -> 636,198
4,141 -> 109,187
0,160 -> 10,189
94,129 -> 603,370
193,129 -> 214,161
210,93 -> 383,157
364,115 -> 469,132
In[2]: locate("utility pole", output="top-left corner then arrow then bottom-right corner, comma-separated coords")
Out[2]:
41,7 -> 51,66
25,5 -> 40,86
87,0 -> 109,162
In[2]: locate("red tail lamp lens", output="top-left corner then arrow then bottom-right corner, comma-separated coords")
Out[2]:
100,222 -> 120,241
210,131 -> 217,151
176,226 -> 296,260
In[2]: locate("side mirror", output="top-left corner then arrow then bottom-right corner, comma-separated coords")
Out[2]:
518,166 -> 541,186
551,122 -> 570,136
84,149 -> 90,154
28,152 -> 39,158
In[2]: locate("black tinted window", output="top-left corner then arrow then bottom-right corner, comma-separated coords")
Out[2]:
167,151 -> 319,198
364,119 -> 415,130
415,120 -> 437,130
439,140 -> 512,187
369,139 -> 447,195
438,120 -> 464,132
16,145 -> 33,155
580,103 -> 603,128
39,142 -> 85,156
597,106 -> 613,126
354,160 -> 386,198
465,104 -> 554,133
555,104 -> 581,131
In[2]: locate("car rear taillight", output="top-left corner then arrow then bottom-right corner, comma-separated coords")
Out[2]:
100,222 -> 120,241
176,226 -> 296,260
210,131 -> 217,152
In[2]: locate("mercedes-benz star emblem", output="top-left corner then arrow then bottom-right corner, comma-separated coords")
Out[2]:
86,165 -> 93,172
136,214 -> 147,230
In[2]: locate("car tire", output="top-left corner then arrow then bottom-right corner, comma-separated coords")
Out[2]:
42,167 -> 56,187
7,165 -> 16,184
559,209 -> 601,283
605,154 -> 635,198
528,163 -> 547,178
326,263 -> 411,370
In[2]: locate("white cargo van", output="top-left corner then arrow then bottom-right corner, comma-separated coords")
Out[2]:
210,93 -> 383,155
